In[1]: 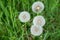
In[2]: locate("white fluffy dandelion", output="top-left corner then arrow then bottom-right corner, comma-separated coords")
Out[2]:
33,16 -> 45,27
30,25 -> 43,36
32,1 -> 44,13
19,11 -> 30,22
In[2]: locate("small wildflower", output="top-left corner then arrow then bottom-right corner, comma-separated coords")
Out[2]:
19,11 -> 30,22
30,25 -> 43,36
32,1 -> 44,13
33,16 -> 45,27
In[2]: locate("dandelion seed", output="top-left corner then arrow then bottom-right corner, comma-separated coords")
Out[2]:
30,25 -> 43,36
19,11 -> 30,22
32,1 -> 44,13
33,16 -> 45,27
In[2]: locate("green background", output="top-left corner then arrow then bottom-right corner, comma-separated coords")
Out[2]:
0,0 -> 60,40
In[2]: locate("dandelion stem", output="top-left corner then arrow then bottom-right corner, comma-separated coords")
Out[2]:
37,13 -> 40,16
25,23 -> 29,40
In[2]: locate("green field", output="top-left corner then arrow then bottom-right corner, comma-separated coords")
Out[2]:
0,0 -> 60,40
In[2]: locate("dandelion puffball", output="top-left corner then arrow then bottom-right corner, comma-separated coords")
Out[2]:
33,16 -> 45,27
19,11 -> 30,22
31,25 -> 43,36
32,1 -> 44,13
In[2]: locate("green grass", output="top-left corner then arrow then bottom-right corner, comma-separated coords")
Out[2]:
0,0 -> 60,40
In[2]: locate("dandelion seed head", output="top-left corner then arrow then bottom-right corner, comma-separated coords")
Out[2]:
19,11 -> 30,22
31,25 -> 43,36
33,16 -> 45,27
32,1 -> 44,13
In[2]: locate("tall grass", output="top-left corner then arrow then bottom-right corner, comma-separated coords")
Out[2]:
0,0 -> 60,40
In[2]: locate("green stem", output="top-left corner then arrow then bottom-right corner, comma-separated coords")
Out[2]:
21,25 -> 25,40
25,23 -> 29,40
37,13 -> 39,16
